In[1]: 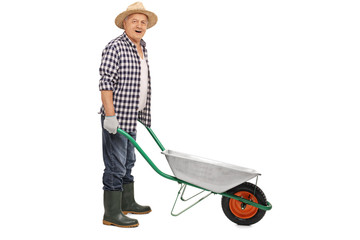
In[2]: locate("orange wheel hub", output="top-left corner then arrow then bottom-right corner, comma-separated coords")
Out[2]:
229,191 -> 259,219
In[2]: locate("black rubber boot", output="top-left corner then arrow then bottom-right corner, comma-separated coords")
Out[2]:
103,190 -> 139,228
122,182 -> 152,214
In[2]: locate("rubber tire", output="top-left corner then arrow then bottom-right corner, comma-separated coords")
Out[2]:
221,182 -> 267,226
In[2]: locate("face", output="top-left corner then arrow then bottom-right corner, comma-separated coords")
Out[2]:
123,13 -> 148,44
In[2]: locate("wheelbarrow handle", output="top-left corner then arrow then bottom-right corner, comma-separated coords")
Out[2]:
116,126 -> 174,181
138,120 -> 165,151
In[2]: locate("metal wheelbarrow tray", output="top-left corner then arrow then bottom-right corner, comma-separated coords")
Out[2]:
162,149 -> 260,193
117,121 -> 272,226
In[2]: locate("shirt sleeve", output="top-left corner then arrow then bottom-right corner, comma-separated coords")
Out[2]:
99,44 -> 120,91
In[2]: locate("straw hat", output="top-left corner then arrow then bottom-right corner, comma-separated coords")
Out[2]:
115,2 -> 158,29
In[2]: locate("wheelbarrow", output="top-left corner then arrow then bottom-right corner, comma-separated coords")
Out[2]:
117,121 -> 272,226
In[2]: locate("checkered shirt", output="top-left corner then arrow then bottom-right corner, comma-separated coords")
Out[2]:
99,32 -> 151,133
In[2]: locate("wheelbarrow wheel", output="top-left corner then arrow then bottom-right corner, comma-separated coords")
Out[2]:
221,182 -> 267,226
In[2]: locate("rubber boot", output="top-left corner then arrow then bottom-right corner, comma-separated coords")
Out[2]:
103,190 -> 139,228
122,182 -> 152,214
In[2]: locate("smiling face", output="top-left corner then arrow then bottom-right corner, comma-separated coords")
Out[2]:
123,13 -> 148,45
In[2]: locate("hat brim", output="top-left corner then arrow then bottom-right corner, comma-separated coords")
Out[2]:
115,9 -> 158,29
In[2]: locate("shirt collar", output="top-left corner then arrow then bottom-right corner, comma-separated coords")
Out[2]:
122,32 -> 146,48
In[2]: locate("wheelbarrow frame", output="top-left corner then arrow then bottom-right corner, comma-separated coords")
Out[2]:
116,121 -> 272,214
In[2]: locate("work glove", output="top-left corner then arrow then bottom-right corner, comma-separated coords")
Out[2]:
103,116 -> 118,134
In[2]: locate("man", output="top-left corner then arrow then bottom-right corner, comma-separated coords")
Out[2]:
98,2 -> 158,228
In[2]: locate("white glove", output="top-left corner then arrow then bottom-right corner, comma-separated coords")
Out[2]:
103,116 -> 118,134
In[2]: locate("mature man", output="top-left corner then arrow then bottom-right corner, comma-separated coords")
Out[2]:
98,2 -> 157,228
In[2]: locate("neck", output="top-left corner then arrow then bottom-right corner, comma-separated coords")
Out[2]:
130,38 -> 141,47
125,32 -> 141,47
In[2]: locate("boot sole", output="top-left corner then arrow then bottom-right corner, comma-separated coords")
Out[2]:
103,220 -> 139,228
123,209 -> 152,215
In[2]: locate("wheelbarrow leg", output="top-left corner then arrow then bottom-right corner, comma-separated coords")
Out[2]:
171,183 -> 213,216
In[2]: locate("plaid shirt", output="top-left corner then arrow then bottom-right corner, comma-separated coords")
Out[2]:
99,32 -> 151,133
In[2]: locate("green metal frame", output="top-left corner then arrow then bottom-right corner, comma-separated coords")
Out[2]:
117,122 -> 272,212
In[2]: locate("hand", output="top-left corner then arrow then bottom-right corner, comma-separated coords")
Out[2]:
103,116 -> 118,134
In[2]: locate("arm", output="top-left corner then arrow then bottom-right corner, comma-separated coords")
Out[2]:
99,44 -> 120,134
101,90 -> 115,116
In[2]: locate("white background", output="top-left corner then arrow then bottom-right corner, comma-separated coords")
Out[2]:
1,0 -> 359,239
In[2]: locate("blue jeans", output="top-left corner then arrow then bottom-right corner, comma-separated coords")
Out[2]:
101,116 -> 136,191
